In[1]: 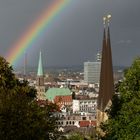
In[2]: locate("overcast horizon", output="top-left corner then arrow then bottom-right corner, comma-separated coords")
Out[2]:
0,0 -> 140,68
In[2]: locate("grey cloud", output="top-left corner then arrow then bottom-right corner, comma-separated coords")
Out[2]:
0,0 -> 140,67
117,40 -> 132,44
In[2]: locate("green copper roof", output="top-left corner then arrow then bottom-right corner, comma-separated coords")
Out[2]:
37,51 -> 43,76
45,88 -> 71,101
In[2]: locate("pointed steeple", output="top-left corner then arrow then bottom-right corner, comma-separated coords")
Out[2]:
37,51 -> 43,76
98,17 -> 107,111
36,51 -> 44,86
106,16 -> 114,106
98,15 -> 114,112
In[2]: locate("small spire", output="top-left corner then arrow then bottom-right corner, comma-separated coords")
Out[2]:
103,16 -> 106,28
107,14 -> 111,26
107,14 -> 111,45
96,52 -> 101,62
37,51 -> 43,76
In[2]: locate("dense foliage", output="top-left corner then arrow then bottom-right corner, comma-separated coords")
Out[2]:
0,56 -> 59,140
59,132 -> 96,140
101,58 -> 140,140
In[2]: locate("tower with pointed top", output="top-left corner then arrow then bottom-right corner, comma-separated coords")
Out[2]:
36,51 -> 46,100
97,15 -> 114,126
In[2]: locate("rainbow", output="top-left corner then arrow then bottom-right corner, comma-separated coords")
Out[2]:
6,0 -> 69,66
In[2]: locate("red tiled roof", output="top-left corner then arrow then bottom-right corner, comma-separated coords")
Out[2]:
79,121 -> 89,127
79,120 -> 96,127
54,95 -> 72,104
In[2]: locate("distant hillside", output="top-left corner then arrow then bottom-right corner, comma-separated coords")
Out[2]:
14,65 -> 128,74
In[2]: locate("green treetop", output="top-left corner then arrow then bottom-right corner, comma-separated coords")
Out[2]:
0,56 -> 59,140
101,57 -> 140,140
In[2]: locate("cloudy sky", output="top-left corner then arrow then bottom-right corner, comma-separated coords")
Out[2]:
0,0 -> 140,68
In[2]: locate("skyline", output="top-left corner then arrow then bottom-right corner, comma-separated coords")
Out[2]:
0,0 -> 140,68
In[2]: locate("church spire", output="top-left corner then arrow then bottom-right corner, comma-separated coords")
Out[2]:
37,51 -> 43,76
36,51 -> 44,86
97,15 -> 114,124
97,16 -> 107,111
106,14 -> 114,106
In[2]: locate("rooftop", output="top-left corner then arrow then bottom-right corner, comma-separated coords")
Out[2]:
45,88 -> 71,101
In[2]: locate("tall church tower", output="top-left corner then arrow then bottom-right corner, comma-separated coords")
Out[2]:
36,51 -> 46,100
97,15 -> 114,126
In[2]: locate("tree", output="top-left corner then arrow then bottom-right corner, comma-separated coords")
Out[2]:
59,133 -> 84,140
68,134 -> 84,140
58,132 -> 96,140
0,56 -> 16,89
0,56 -> 59,140
101,58 -> 140,140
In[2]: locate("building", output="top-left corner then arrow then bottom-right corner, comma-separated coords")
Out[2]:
54,95 -> 72,106
84,53 -> 101,84
97,15 -> 114,126
45,87 -> 71,102
56,114 -> 96,128
36,51 -> 46,100
73,99 -> 97,114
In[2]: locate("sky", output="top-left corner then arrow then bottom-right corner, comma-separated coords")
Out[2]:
0,0 -> 140,68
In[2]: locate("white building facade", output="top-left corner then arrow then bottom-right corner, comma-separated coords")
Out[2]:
73,99 -> 97,114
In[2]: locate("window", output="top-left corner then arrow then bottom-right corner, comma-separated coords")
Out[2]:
82,117 -> 86,120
